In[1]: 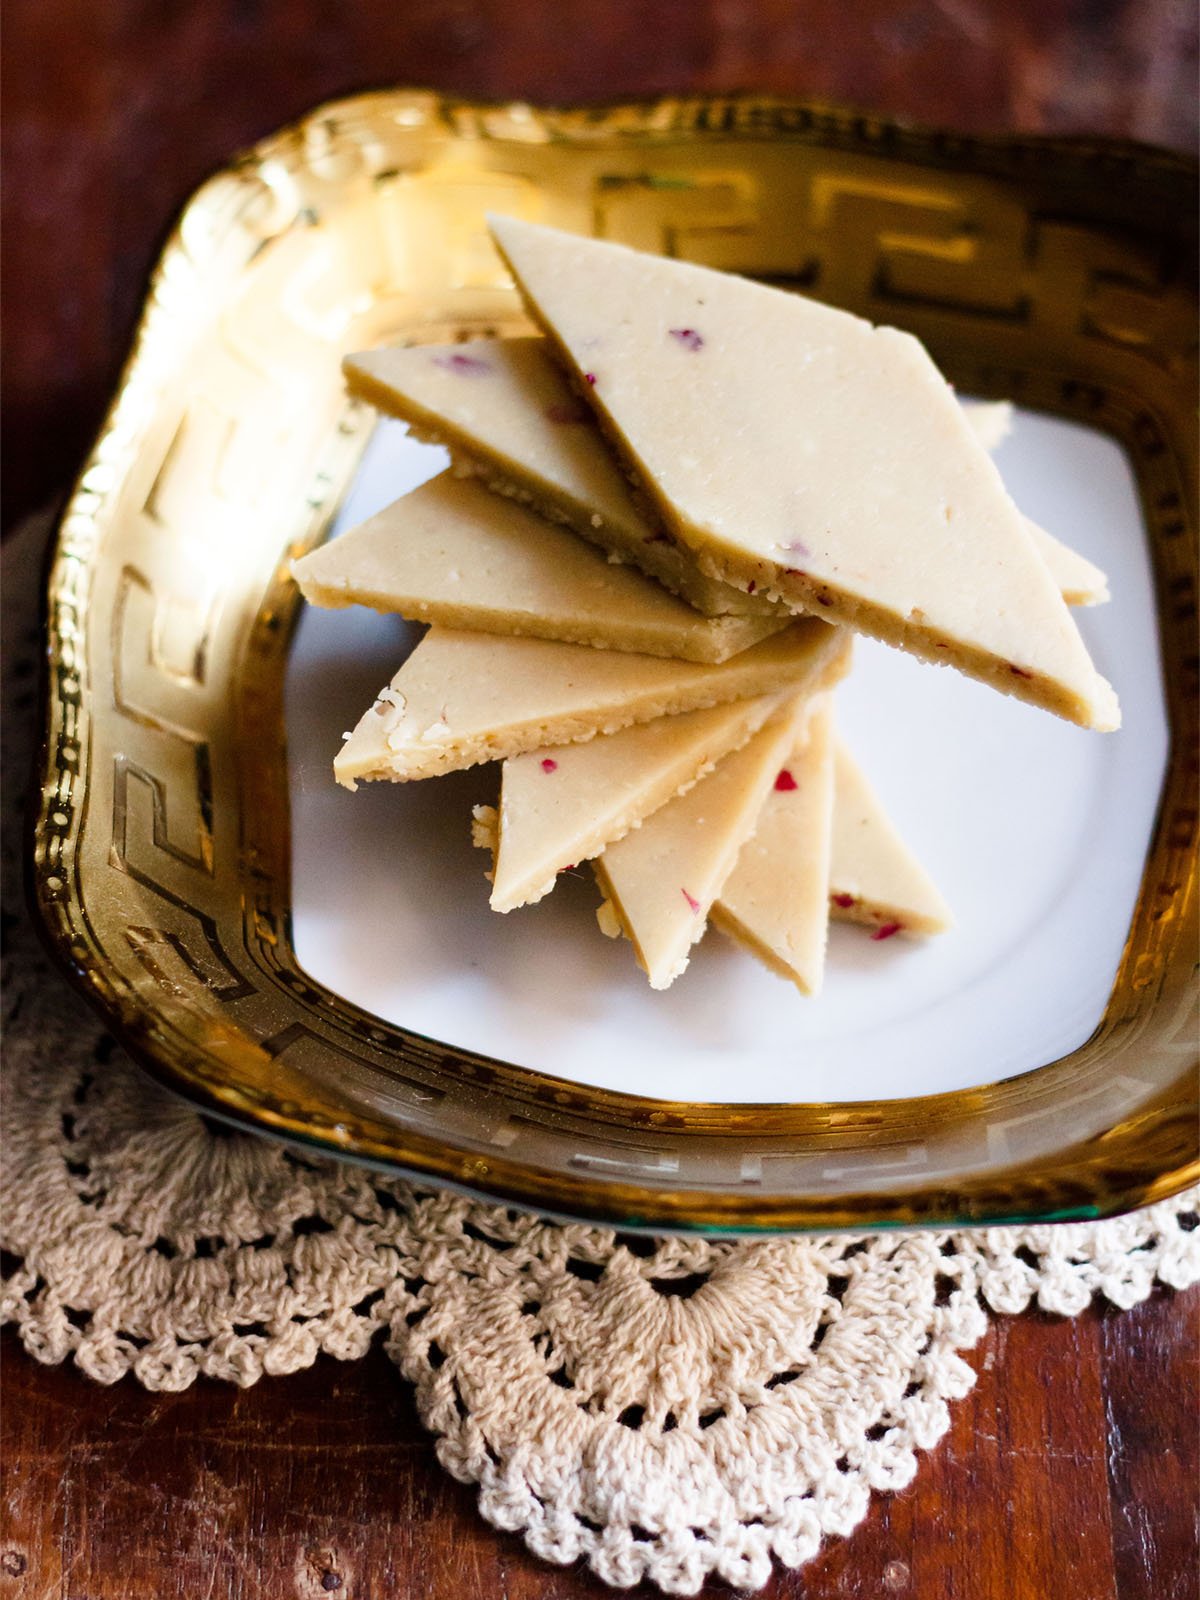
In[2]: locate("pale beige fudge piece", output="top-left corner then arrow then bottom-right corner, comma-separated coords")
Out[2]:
594,695 -> 812,988
829,743 -> 953,936
349,339 -> 1107,613
962,402 -> 1108,605
343,338 -> 777,620
292,472 -> 781,663
489,216 -> 1119,732
487,693 -> 785,911
1025,525 -> 1109,607
710,700 -> 835,994
336,620 -> 848,786
961,400 -> 1014,452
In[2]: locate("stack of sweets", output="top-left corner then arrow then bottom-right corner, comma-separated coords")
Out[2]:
294,218 -> 1114,993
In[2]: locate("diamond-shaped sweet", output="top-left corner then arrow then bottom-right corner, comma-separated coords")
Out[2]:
488,216 -> 1119,730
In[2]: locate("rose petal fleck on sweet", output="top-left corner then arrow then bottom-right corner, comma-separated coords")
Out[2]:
681,888 -> 701,914
774,769 -> 798,792
540,758 -> 558,774
431,352 -> 491,376
832,892 -> 857,909
871,921 -> 903,941
583,372 -> 598,386
669,328 -> 704,351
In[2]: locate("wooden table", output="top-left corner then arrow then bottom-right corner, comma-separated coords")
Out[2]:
3,5 -> 1197,1596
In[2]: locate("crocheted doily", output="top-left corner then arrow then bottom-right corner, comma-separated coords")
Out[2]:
4,515 -> 1198,1594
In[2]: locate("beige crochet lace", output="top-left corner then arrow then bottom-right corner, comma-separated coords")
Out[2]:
4,517 -> 1198,1594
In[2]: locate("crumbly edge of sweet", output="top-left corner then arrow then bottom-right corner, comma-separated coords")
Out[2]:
707,901 -> 819,995
591,866 -> 696,990
296,547 -> 778,661
294,576 -> 771,664
338,695 -> 763,786
471,804 -> 499,876
347,363 -> 712,607
344,358 -> 780,623
337,630 -> 850,786
291,571 -> 356,609
443,441 -> 782,625
588,460 -> 1115,730
620,458 -> 1117,730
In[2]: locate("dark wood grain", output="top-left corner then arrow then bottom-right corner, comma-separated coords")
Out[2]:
2,4 -> 1198,1595
3,1292 -> 1197,1600
1099,1294 -> 1200,1600
2,0 -> 1196,531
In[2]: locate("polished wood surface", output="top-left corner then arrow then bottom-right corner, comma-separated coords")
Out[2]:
4,1289 -> 1197,1598
3,3 -> 1197,1595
